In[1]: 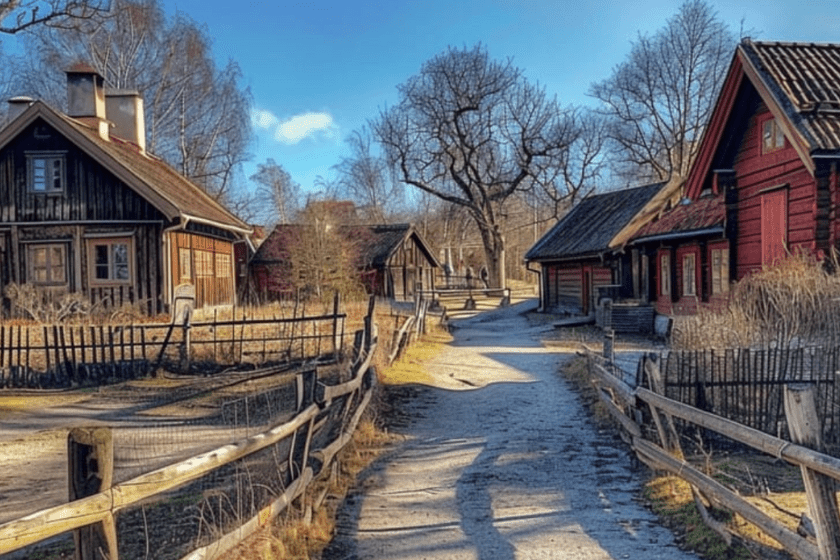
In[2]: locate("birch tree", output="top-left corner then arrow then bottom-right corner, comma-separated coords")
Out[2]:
589,0 -> 735,188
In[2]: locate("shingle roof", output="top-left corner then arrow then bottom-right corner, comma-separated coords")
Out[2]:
632,195 -> 725,241
251,223 -> 440,268
56,110 -> 249,230
741,40 -> 840,153
525,183 -> 664,262
0,100 -> 248,233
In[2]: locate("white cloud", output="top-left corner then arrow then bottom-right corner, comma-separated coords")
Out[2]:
251,108 -> 338,145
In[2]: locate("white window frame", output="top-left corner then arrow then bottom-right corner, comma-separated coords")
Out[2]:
682,253 -> 696,297
711,248 -> 730,295
762,117 -> 785,153
660,253 -> 670,297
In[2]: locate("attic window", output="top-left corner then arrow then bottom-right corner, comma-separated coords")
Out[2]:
762,117 -> 785,153
27,152 -> 65,194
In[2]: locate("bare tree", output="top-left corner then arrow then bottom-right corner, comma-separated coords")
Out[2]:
0,0 -> 108,34
250,158 -> 301,226
374,44 -> 582,288
589,0 -> 736,189
10,0 -> 251,201
332,126 -> 403,223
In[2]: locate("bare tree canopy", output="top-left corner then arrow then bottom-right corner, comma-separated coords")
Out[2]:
8,0 -> 251,201
0,0 -> 108,34
374,44 -> 582,288
589,0 -> 736,188
332,125 -> 403,223
250,158 -> 301,226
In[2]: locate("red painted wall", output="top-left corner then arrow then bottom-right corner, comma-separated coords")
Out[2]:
732,106 -> 815,279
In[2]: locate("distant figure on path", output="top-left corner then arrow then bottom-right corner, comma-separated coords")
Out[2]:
479,265 -> 489,288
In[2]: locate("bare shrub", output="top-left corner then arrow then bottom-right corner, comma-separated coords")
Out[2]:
672,251 -> 840,349
4,283 -> 91,323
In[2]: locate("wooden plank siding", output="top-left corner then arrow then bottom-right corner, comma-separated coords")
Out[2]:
543,261 -> 612,314
732,107 -> 817,279
170,232 -> 235,308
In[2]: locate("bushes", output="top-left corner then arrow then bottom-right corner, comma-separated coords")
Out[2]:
672,252 -> 840,349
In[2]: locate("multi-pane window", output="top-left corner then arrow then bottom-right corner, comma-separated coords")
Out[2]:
88,239 -> 132,284
682,253 -> 696,297
711,248 -> 730,295
179,248 -> 192,280
660,254 -> 670,296
215,253 -> 231,278
194,250 -> 214,277
28,153 -> 65,193
28,244 -> 67,285
762,118 -> 785,153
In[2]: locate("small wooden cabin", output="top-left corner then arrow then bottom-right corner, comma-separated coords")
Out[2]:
0,65 -> 250,316
250,223 -> 439,301
524,183 -> 666,317
630,40 -> 840,315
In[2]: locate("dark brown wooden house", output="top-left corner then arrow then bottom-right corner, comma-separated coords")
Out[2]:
0,65 -> 251,316
250,223 -> 439,301
630,40 -> 840,316
524,182 -> 667,318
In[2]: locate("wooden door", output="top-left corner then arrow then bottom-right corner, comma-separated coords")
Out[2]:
582,267 -> 592,315
761,189 -> 787,265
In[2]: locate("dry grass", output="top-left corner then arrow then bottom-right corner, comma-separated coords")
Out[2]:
673,251 -> 840,350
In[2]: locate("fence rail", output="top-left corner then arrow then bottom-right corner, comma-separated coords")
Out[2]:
585,348 -> 840,560
0,297 -> 377,560
0,302 -> 347,389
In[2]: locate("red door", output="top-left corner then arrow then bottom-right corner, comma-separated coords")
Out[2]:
761,189 -> 787,265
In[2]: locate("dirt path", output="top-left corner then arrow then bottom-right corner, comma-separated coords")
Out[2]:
326,300 -> 698,560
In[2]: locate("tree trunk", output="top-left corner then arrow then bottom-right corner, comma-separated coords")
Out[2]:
478,226 -> 506,289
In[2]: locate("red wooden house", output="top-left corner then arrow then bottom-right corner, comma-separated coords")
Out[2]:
0,65 -> 251,316
631,40 -> 840,316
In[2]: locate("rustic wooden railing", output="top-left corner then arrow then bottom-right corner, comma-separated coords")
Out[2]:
0,300 -> 346,388
585,347 -> 840,560
0,299 -> 376,560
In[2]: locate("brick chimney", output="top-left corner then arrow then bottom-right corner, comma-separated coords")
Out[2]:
106,90 -> 145,154
6,96 -> 33,121
65,62 -> 109,141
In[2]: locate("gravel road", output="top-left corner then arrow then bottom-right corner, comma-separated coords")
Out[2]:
326,300 -> 698,560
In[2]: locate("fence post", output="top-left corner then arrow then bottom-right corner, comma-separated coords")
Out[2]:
603,329 -> 615,364
68,427 -> 118,560
332,291 -> 342,358
784,383 -> 840,560
179,309 -> 192,374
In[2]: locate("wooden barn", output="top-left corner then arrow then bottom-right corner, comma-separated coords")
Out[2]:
630,40 -> 840,315
524,182 -> 667,319
0,65 -> 251,316
249,223 -> 439,301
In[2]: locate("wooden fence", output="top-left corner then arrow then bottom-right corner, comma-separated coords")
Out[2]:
658,347 -> 840,450
586,348 -> 840,560
0,301 -> 346,389
0,298 -> 377,560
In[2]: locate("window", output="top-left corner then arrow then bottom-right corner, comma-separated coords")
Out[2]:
711,248 -> 729,295
660,253 -> 671,296
215,253 -> 231,278
88,238 -> 132,284
194,250 -> 214,277
762,117 -> 785,153
27,153 -> 65,193
682,253 -> 696,297
28,244 -> 67,285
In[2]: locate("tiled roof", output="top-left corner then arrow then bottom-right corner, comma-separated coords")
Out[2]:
742,40 -> 840,153
525,183 -> 663,262
632,195 -> 725,240
56,110 -> 248,230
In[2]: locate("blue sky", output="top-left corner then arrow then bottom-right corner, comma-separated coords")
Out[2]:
154,1 -> 840,195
